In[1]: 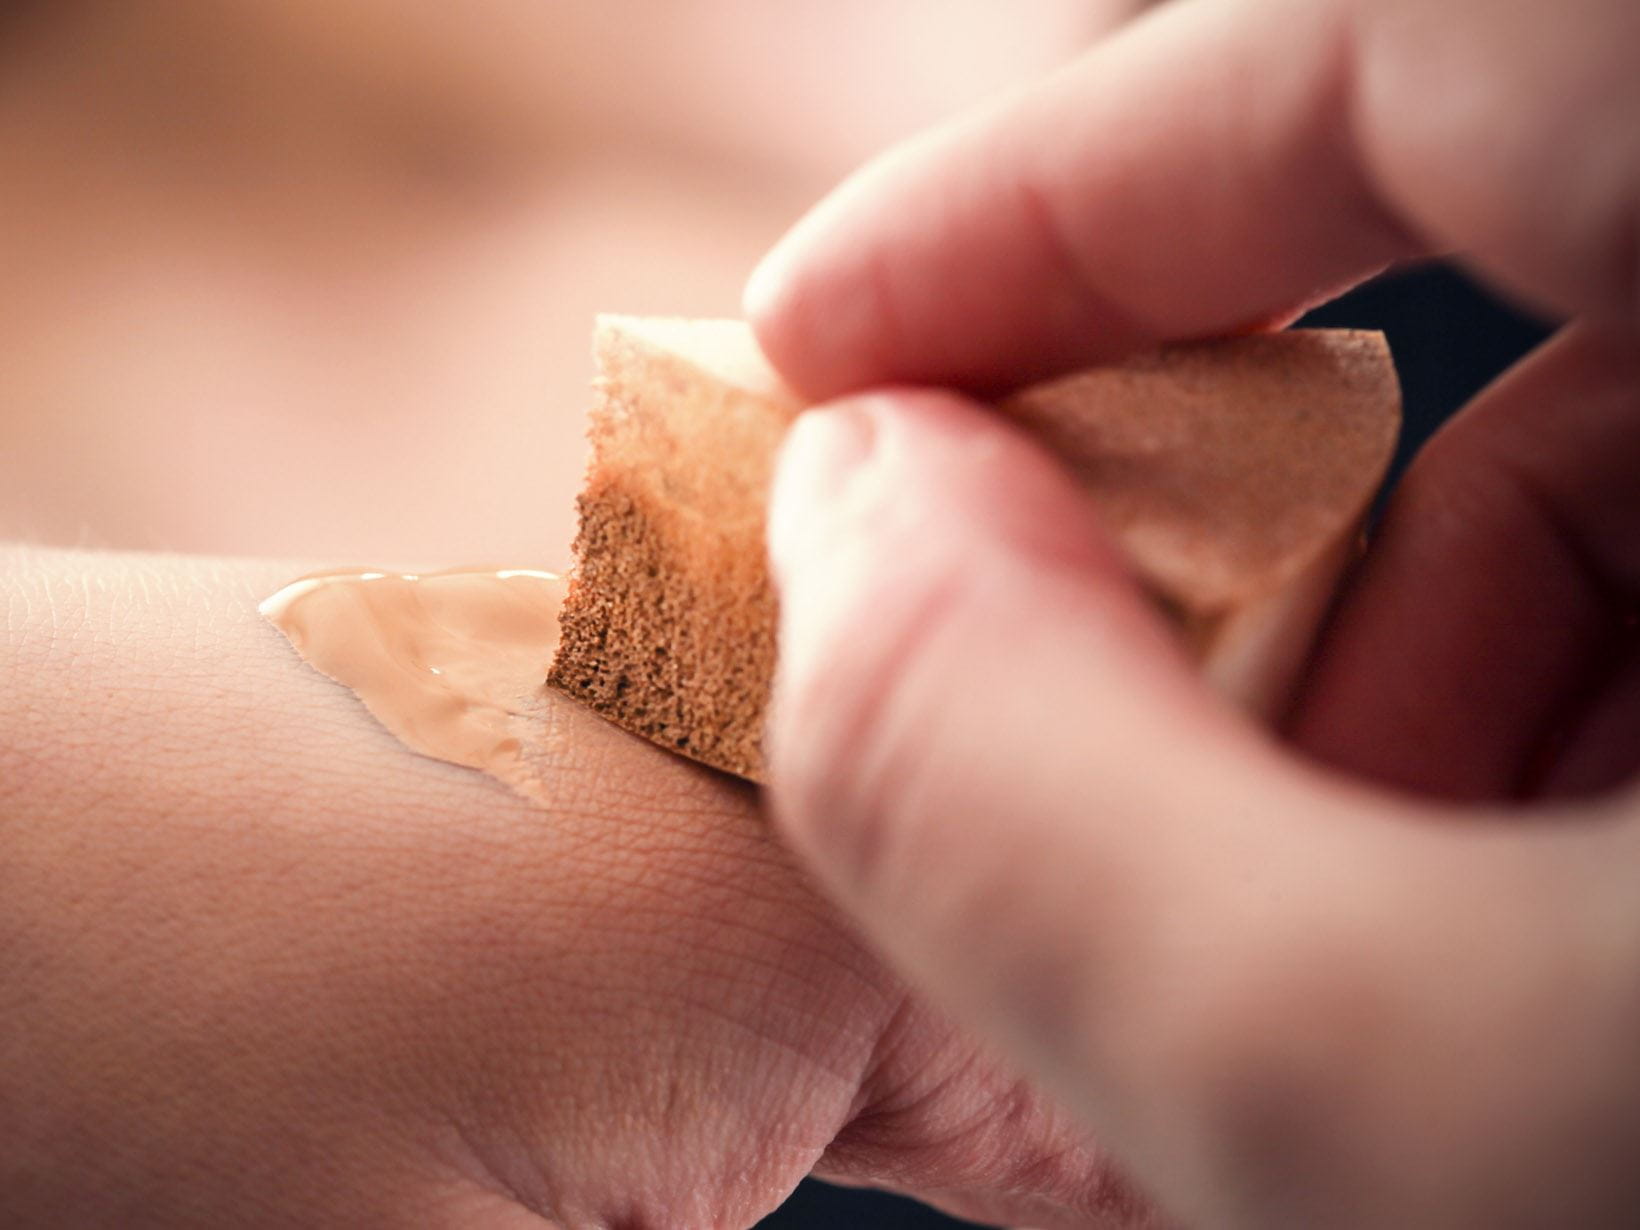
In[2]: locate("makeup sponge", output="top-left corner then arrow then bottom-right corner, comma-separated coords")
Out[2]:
547,316 -> 1399,781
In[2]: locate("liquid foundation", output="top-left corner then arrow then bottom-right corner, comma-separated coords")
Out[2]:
260,568 -> 566,797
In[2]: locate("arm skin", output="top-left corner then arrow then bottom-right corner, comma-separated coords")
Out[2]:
0,546 -> 1158,1230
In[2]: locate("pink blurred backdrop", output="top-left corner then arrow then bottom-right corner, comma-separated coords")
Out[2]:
0,2 -> 1137,566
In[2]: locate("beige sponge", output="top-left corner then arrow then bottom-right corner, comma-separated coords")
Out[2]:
547,316 -> 1400,781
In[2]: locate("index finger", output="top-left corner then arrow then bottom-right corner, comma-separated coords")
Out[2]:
746,0 -> 1636,397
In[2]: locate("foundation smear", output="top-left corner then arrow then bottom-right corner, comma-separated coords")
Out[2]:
260,568 -> 566,797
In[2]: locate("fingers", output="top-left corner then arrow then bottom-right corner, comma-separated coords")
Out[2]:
819,1007 -> 1166,1229
1292,325 -> 1640,799
764,391 -> 1640,1226
1349,0 -> 1640,329
747,0 -> 1639,399
745,0 -> 1413,396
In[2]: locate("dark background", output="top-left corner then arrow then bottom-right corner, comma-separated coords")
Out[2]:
756,263 -> 1555,1228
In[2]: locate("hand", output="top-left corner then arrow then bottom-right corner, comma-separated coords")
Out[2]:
0,549 -> 1157,1229
748,0 -> 1640,1225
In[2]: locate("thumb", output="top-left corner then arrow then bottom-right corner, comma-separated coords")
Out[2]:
764,387 -> 1305,1023
763,387 -> 1308,1095
761,390 -> 1640,1226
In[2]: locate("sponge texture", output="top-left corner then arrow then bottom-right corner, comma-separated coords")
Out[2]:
547,317 -> 1399,781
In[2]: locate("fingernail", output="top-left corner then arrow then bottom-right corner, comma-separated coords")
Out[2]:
766,401 -> 878,585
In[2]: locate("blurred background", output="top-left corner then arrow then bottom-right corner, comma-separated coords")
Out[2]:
0,0 -> 1131,566
0,2 -> 1549,1225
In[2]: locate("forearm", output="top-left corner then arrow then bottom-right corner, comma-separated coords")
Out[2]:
0,547 -> 635,889
0,550 -> 1146,1230
0,547 -> 861,1228
0,548 -> 577,1223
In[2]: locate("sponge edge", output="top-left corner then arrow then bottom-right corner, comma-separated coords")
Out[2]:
545,317 -> 801,779
547,317 -> 1401,782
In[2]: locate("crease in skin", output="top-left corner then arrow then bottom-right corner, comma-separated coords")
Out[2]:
260,568 -> 567,802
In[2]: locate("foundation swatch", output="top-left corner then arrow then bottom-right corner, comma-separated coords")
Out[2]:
260,568 -> 566,798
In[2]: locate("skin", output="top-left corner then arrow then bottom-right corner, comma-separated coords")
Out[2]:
0,548 -> 1169,1229
0,0 -> 1131,565
751,0 -> 1640,1225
